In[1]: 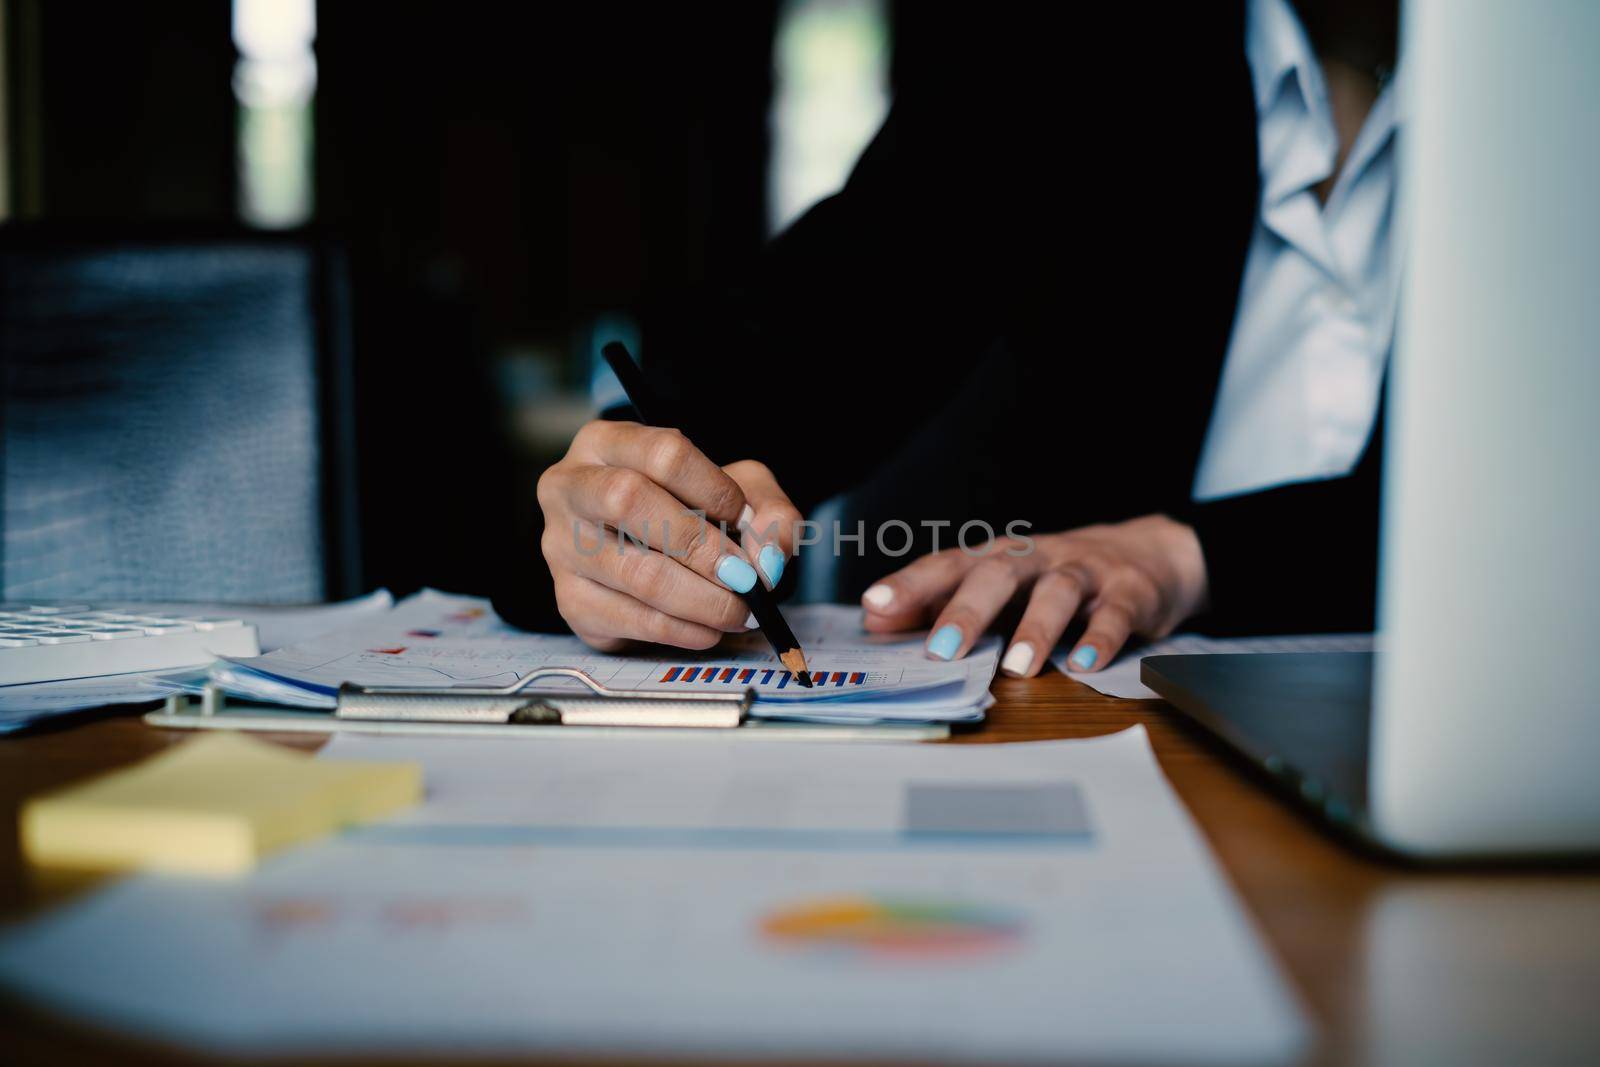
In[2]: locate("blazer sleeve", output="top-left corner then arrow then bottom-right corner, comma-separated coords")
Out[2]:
495,85 -> 1024,631
1178,414 -> 1384,635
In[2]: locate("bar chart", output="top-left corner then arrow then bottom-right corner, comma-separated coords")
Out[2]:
652,665 -> 899,691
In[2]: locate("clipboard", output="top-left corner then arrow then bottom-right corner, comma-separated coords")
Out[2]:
335,666 -> 752,728
142,668 -> 951,743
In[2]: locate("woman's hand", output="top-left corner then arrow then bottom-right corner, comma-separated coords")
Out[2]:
536,420 -> 801,652
860,515 -> 1208,676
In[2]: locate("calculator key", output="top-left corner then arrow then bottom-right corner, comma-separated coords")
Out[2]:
24,604 -> 91,615
86,627 -> 145,640
0,636 -> 39,647
182,617 -> 246,631
138,623 -> 195,635
30,632 -> 93,644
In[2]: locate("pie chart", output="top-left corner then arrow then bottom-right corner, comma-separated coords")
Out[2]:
760,895 -> 1022,959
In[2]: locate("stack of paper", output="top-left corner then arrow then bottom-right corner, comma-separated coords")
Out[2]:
21,733 -> 421,876
176,591 -> 997,725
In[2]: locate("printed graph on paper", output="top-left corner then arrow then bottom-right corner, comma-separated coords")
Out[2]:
649,665 -> 900,691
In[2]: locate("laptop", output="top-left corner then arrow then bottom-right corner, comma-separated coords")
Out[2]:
1143,1 -> 1600,859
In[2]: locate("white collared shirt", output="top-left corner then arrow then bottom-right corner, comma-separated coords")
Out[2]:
1191,0 -> 1403,502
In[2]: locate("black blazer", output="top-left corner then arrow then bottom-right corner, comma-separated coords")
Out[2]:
499,5 -> 1382,636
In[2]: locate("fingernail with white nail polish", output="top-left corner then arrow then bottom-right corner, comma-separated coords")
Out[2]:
1001,642 -> 1035,677
744,612 -> 757,630
862,584 -> 894,611
738,504 -> 754,530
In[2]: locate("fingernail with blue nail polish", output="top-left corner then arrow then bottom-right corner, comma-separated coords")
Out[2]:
928,624 -> 962,661
1069,645 -> 1099,671
717,555 -> 758,593
757,544 -> 786,586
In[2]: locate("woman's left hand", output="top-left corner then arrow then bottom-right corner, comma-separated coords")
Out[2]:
859,515 -> 1209,677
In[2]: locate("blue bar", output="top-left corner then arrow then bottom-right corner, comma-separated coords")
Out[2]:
777,671 -> 790,689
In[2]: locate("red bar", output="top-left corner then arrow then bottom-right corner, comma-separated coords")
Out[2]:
720,667 -> 736,682
661,666 -> 683,683
681,667 -> 700,683
739,668 -> 755,683
850,672 -> 864,684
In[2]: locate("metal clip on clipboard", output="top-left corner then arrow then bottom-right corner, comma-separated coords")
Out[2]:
335,667 -> 751,729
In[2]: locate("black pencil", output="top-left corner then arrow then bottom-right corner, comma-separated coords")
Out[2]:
601,341 -> 813,686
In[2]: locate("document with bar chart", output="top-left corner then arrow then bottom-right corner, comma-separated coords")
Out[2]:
196,596 -> 997,722
632,662 -> 940,703
610,604 -> 999,708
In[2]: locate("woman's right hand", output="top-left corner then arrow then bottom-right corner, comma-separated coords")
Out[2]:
535,419 -> 801,652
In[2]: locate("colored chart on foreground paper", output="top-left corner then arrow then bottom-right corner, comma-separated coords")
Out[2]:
761,895 -> 1023,958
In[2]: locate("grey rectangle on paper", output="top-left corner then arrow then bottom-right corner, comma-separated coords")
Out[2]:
903,782 -> 1092,839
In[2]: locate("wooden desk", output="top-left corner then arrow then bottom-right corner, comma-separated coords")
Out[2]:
3,673 -> 1597,1066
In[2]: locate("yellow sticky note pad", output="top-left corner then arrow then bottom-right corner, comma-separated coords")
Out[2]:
20,734 -> 421,877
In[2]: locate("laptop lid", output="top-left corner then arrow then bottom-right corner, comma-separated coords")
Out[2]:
1371,0 -> 1600,855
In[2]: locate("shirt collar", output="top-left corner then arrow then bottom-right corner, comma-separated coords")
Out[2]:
1246,0 -> 1328,121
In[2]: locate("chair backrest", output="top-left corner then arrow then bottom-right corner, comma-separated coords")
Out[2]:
0,227 -> 360,603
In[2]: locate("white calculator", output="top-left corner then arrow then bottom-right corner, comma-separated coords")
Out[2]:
0,605 -> 260,686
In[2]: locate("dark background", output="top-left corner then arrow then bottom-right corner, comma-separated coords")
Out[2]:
3,0 -> 919,600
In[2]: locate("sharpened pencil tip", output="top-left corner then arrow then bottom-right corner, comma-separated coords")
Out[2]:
779,648 -> 811,687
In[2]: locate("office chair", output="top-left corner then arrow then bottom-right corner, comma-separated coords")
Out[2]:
0,226 -> 361,603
